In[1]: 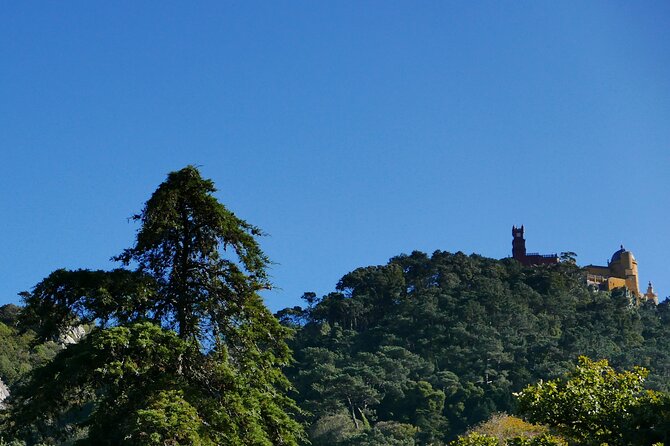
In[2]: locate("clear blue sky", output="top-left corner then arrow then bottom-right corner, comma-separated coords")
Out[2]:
1,1 -> 669,311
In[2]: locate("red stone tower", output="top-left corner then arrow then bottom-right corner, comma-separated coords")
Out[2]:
512,225 -> 526,262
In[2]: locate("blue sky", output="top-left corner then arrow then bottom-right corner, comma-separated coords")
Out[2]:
1,1 -> 669,311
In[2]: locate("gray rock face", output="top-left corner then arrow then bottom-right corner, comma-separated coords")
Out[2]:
59,324 -> 87,346
0,378 -> 9,408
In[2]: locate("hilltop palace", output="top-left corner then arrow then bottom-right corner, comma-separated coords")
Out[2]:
512,225 -> 658,304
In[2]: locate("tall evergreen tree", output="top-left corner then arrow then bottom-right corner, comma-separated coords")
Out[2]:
114,166 -> 273,343
3,166 -> 303,445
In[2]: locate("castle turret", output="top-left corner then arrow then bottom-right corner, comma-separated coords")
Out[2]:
644,282 -> 658,305
512,225 -> 526,262
585,244 -> 652,303
608,245 -> 640,297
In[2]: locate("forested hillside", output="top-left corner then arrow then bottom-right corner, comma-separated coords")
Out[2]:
3,248 -> 670,445
279,251 -> 670,444
1,169 -> 668,445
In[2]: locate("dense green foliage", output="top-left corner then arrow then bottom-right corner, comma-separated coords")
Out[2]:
281,251 -> 670,444
449,432 -> 566,446
517,356 -> 670,445
2,170 -> 670,444
451,358 -> 670,445
0,304 -> 59,387
1,167 -> 303,445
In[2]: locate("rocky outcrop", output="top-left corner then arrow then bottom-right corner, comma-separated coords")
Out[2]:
0,378 -> 9,408
58,324 -> 87,346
